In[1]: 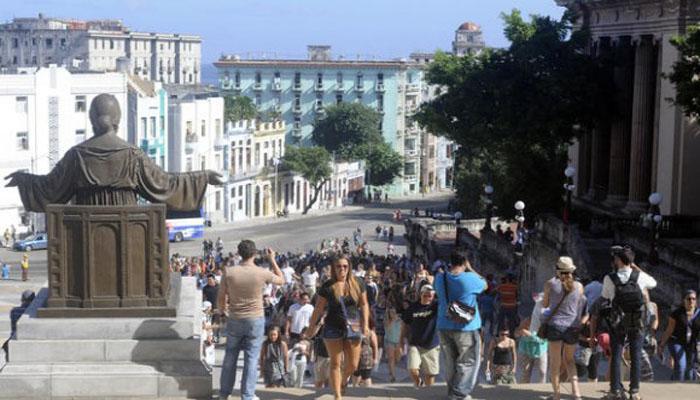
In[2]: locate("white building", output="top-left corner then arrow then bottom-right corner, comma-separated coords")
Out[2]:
0,14 -> 201,84
127,75 -> 168,169
167,86 -> 225,224
0,65 -> 127,230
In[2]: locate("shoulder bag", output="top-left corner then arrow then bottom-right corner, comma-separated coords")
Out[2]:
442,272 -> 476,324
339,295 -> 362,340
537,289 -> 571,339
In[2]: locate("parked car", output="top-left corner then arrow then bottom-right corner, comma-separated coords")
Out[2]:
13,233 -> 48,251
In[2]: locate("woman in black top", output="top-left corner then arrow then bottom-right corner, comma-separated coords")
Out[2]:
659,289 -> 700,381
307,254 -> 369,400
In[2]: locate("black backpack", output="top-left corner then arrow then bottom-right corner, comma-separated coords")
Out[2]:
610,270 -> 645,313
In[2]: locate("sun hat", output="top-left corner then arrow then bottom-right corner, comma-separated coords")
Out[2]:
556,256 -> 576,273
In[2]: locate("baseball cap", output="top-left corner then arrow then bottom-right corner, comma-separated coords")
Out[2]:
420,284 -> 435,293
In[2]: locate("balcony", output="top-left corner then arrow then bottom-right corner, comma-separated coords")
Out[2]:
375,82 -> 385,92
315,82 -> 324,92
405,83 -> 420,94
315,104 -> 326,116
292,127 -> 303,140
406,104 -> 418,114
292,104 -> 302,114
253,82 -> 263,91
335,83 -> 344,92
185,133 -> 198,153
355,84 -> 364,92
293,83 -> 302,92
272,81 -> 282,91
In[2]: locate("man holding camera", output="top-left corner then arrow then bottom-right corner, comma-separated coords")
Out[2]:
594,246 -> 656,400
217,240 -> 285,400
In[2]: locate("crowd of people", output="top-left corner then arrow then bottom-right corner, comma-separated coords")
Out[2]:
166,227 -> 700,400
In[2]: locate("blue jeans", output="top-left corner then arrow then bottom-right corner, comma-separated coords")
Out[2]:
669,341 -> 697,381
220,317 -> 265,400
610,329 -> 642,394
439,330 -> 481,400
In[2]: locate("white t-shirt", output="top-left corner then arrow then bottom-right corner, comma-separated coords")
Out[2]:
282,266 -> 295,284
601,267 -> 657,301
302,270 -> 319,287
287,303 -> 314,335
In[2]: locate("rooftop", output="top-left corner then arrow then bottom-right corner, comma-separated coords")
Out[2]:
458,22 -> 481,32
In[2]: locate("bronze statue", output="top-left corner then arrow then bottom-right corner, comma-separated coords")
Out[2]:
5,93 -> 223,211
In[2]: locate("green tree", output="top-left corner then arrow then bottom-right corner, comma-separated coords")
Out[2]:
282,146 -> 333,214
312,102 -> 401,188
312,102 -> 383,156
224,96 -> 258,123
668,25 -> 700,118
415,10 -> 613,218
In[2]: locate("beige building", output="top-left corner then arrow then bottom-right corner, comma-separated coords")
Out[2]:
558,0 -> 700,216
0,14 -> 201,84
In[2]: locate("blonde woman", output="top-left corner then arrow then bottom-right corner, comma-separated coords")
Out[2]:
307,254 -> 369,400
541,257 -> 588,400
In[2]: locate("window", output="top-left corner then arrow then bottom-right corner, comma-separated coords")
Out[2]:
45,38 -> 53,49
160,155 -> 165,168
201,120 -> 206,137
404,162 -> 416,176
150,117 -> 156,138
15,96 -> 28,113
238,199 -> 243,210
215,192 -> 221,211
186,120 -> 193,134
60,38 -> 66,48
377,94 -> 384,112
215,119 -> 221,136
12,56 -> 18,65
377,73 -> 384,83
31,55 -> 36,65
238,186 -> 243,196
255,72 -> 261,84
16,132 -> 28,150
356,73 -> 363,88
12,38 -> 18,48
109,39 -> 114,50
405,138 -> 416,151
294,94 -> 301,108
317,73 -> 323,86
337,72 -> 343,84
255,143 -> 260,166
234,71 -> 240,86
75,95 -> 86,112
255,93 -> 261,106
294,72 -> 301,88
273,71 -> 280,83
141,117 -> 147,137
31,38 -> 36,46
186,157 -> 193,171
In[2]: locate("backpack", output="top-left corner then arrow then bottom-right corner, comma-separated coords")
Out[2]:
609,270 -> 645,330
610,271 -> 645,313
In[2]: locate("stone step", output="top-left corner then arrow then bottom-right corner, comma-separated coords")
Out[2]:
0,361 -> 211,399
9,338 -> 201,363
16,317 -> 197,340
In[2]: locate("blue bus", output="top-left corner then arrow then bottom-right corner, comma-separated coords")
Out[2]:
166,209 -> 205,242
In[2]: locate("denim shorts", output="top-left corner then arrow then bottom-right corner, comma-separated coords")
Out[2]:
545,324 -> 579,345
322,325 -> 346,340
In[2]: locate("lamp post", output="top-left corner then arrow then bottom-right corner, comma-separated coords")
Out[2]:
483,184 -> 494,231
647,192 -> 662,265
514,201 -> 526,254
563,166 -> 576,225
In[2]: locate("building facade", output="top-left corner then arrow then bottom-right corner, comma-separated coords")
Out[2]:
166,86 -> 225,223
557,0 -> 700,216
127,75 -> 168,170
0,65 -> 127,230
452,22 -> 486,56
214,46 -> 417,196
0,14 -> 201,84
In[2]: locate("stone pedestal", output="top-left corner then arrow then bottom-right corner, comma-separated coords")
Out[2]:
0,276 -> 211,399
41,204 -> 173,318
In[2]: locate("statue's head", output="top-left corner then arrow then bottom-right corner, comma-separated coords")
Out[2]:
89,94 -> 121,136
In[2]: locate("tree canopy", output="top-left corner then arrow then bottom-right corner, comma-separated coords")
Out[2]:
282,146 -> 333,214
224,95 -> 258,123
668,24 -> 700,119
312,102 -> 402,187
415,10 -> 613,218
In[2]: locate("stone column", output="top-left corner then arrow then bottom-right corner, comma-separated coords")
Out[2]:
587,37 -> 612,201
604,36 -> 634,208
625,36 -> 658,212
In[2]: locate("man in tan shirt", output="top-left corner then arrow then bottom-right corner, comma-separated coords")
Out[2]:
218,239 -> 284,400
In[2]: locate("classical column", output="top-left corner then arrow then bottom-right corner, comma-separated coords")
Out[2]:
604,36 -> 634,208
587,37 -> 612,201
625,36 -> 658,212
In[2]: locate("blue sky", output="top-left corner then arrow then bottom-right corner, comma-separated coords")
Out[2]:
2,1 -> 564,62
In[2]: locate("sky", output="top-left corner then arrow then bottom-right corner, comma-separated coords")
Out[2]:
1,0 -> 565,63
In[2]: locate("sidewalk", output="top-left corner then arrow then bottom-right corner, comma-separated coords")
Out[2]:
206,204 -> 366,232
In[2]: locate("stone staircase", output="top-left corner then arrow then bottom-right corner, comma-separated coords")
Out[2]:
0,276 -> 211,399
